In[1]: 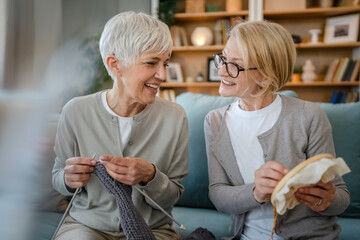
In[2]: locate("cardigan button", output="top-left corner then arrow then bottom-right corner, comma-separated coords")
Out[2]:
128,141 -> 133,145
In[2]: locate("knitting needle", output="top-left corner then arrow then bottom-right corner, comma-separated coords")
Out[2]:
51,153 -> 97,240
134,185 -> 186,231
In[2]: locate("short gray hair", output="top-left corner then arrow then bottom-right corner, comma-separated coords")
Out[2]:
99,11 -> 173,79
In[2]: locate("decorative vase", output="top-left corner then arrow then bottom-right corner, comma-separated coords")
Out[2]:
302,59 -> 317,82
226,0 -> 242,12
291,73 -> 302,82
309,29 -> 321,44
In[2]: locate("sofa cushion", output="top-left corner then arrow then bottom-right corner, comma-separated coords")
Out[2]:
175,90 -> 298,209
316,101 -> 360,217
30,211 -> 62,240
172,206 -> 232,239
338,217 -> 360,239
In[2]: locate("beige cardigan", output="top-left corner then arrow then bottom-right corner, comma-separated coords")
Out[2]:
52,91 -> 189,231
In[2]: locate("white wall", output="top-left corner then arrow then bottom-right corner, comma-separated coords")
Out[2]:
33,0 -> 63,87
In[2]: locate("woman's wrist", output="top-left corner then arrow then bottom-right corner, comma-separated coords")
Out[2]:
141,163 -> 156,184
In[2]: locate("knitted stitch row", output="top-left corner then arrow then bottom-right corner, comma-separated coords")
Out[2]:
94,163 -> 156,240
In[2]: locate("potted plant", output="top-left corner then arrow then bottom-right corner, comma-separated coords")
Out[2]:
158,0 -> 178,27
292,66 -> 302,82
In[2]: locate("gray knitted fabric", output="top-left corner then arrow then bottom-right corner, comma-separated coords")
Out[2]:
94,163 -> 156,240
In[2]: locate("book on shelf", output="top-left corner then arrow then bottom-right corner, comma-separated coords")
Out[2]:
341,59 -> 356,81
324,58 -> 360,82
170,25 -> 188,47
350,59 -> 360,82
159,89 -> 176,102
324,58 -> 340,82
330,91 -> 359,103
330,91 -> 340,103
218,17 -> 245,45
333,58 -> 349,82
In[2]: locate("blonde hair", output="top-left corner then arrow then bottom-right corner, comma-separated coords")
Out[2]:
229,21 -> 296,94
99,11 -> 173,79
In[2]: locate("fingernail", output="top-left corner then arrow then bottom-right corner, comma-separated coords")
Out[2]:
99,159 -> 108,164
91,160 -> 97,165
90,167 -> 94,171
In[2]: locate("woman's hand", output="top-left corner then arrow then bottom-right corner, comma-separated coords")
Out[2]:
99,155 -> 155,185
64,157 -> 97,190
253,161 -> 289,204
294,180 -> 336,212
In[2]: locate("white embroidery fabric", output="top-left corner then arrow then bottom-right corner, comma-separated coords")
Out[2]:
273,157 -> 350,215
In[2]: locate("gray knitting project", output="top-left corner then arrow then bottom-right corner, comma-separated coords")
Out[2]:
94,163 -> 156,240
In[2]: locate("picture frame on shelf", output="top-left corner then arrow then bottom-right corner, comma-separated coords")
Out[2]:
208,58 -> 221,82
166,63 -> 183,82
324,14 -> 360,44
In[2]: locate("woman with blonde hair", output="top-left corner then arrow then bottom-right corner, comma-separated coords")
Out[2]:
205,21 -> 349,239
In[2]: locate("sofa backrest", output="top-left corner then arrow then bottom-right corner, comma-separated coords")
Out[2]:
175,91 -> 298,209
315,101 -> 360,217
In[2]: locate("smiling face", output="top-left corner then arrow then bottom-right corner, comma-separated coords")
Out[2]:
218,36 -> 259,98
113,51 -> 170,106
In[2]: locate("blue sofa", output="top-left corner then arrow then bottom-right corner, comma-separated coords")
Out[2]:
172,91 -> 360,239
32,91 -> 360,240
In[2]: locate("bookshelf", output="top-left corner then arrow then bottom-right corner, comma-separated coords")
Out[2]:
163,2 -> 360,103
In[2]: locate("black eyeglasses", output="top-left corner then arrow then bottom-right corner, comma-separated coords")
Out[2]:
213,53 -> 257,78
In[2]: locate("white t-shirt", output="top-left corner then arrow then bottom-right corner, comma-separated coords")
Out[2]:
101,92 -> 132,153
226,95 -> 283,240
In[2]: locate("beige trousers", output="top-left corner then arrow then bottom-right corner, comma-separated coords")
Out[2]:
54,216 -> 181,240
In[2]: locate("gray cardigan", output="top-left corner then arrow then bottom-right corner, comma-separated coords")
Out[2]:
204,95 -> 350,240
52,91 -> 189,231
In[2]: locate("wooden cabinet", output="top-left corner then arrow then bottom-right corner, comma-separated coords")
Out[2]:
161,4 -> 360,102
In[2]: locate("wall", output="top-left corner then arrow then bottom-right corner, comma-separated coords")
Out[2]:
0,0 -> 5,87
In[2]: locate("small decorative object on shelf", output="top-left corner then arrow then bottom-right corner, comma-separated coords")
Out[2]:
185,0 -> 205,13
191,27 -> 213,47
292,66 -> 302,82
319,0 -> 333,8
186,76 -> 195,83
196,72 -> 204,82
291,34 -> 302,44
309,29 -> 322,44
226,0 -> 242,12
302,59 -> 317,82
206,5 -> 219,12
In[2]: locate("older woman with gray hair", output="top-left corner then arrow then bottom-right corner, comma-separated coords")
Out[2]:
52,11 -> 189,240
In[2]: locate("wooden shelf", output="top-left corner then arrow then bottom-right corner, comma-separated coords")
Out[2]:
173,6 -> 360,21
170,3 -> 360,102
161,82 -> 220,88
161,81 -> 359,88
296,42 -> 360,48
264,6 -> 360,18
174,11 -> 248,21
172,42 -> 360,52
173,45 -> 223,52
286,82 -> 360,87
